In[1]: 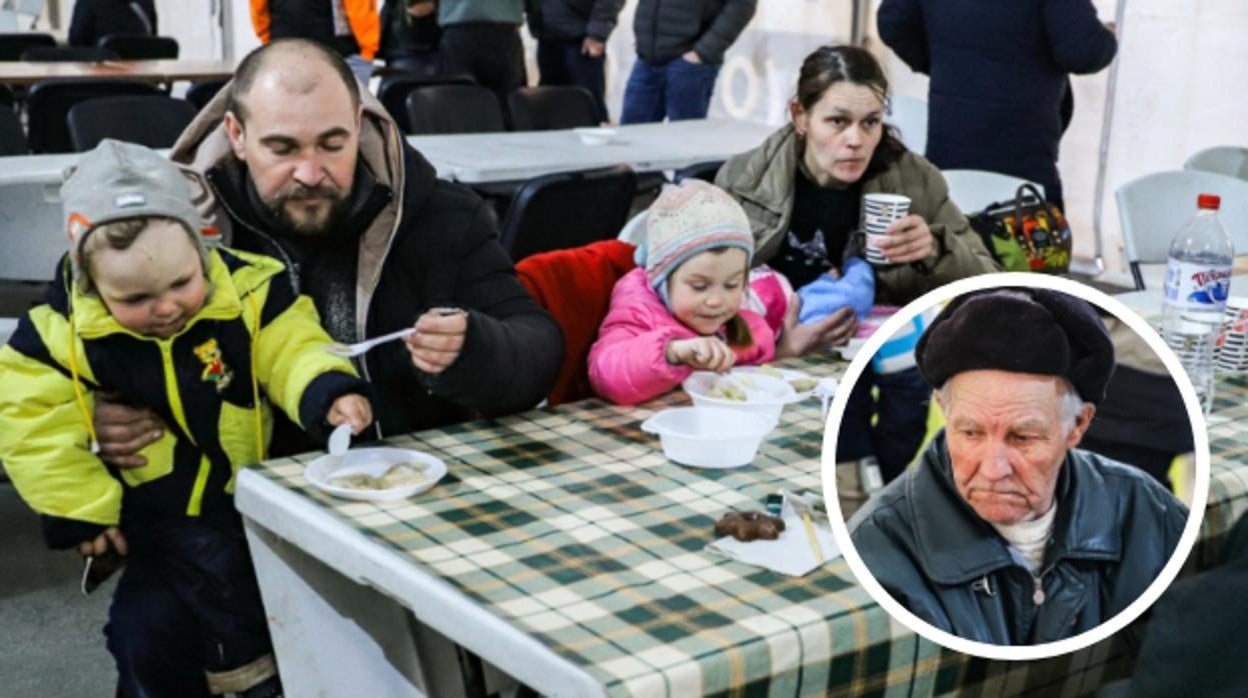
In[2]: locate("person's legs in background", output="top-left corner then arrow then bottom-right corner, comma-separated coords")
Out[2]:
536,38 -> 573,87
439,23 -> 526,98
664,57 -> 721,120
871,366 -> 931,483
620,59 -> 667,124
563,43 -> 608,123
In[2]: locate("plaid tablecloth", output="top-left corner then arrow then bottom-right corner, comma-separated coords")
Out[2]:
245,356 -> 1247,697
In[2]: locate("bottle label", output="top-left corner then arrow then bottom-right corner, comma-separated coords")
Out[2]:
1164,260 -> 1232,310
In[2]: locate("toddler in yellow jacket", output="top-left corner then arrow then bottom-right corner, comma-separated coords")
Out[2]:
0,140 -> 371,697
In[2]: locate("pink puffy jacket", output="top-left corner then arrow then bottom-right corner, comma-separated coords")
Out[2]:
588,268 -> 777,406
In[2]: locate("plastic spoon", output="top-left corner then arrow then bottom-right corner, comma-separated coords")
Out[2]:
324,327 -> 416,358
328,423 -> 352,457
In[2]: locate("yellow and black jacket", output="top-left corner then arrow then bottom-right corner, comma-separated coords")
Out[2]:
0,247 -> 365,548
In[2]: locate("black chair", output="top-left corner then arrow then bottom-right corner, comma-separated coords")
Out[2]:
674,160 -> 725,184
0,106 -> 28,155
185,79 -> 228,110
67,95 -> 198,151
0,33 -> 56,61
98,34 -> 179,60
22,46 -> 119,62
404,84 -> 505,135
0,84 -> 13,110
506,86 -> 599,131
378,72 -> 476,133
26,80 -> 162,153
499,165 -> 638,263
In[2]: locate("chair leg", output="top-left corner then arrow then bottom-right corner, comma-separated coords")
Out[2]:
1130,261 -> 1145,291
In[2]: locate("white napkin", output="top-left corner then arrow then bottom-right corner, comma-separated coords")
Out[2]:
706,501 -> 841,577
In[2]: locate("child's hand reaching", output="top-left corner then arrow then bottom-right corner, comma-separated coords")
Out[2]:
78,526 -> 127,558
328,394 -> 373,434
665,337 -> 736,372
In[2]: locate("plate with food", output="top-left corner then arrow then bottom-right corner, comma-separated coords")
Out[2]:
304,447 -> 447,502
735,365 -> 822,401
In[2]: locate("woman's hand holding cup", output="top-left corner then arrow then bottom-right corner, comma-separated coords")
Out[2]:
878,214 -> 935,264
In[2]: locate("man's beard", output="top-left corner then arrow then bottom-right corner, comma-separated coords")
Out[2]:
267,184 -> 350,237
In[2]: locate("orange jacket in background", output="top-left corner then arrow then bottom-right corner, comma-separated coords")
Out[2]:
249,0 -> 380,61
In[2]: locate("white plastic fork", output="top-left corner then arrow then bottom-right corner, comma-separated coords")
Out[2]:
324,327 -> 416,358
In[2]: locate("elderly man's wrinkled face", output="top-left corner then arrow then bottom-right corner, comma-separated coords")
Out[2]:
224,67 -> 361,236
937,370 -> 1093,525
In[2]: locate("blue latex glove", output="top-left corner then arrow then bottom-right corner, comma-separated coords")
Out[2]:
797,257 -> 875,325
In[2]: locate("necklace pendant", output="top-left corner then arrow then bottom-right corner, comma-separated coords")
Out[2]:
1033,588 -> 1045,606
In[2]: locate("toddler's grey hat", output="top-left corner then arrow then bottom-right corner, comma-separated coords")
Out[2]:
62,139 -> 213,275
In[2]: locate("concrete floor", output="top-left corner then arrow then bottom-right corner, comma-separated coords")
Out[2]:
0,481 -> 118,697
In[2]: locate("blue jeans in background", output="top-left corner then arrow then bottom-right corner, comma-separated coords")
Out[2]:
537,38 -> 608,123
620,56 -> 721,124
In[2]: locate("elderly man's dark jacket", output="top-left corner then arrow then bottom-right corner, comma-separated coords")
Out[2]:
171,84 -> 563,453
849,433 -> 1188,645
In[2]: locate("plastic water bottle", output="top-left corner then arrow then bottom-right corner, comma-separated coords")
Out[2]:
1161,193 -> 1233,414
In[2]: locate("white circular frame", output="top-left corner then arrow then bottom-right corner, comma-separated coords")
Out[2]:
819,272 -> 1211,661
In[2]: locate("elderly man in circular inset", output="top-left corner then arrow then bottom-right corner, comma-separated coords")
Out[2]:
848,288 -> 1189,645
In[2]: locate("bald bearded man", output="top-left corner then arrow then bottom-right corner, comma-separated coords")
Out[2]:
95,39 -> 563,465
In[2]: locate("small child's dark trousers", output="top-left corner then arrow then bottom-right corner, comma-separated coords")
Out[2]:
105,510 -> 274,698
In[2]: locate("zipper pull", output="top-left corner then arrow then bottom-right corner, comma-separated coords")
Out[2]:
1032,575 -> 1045,606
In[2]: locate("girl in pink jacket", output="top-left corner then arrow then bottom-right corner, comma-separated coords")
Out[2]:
589,181 -> 781,405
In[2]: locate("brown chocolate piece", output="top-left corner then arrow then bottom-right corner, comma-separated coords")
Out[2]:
715,510 -> 786,542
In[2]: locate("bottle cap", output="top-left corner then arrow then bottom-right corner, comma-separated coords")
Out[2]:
1197,193 -> 1221,210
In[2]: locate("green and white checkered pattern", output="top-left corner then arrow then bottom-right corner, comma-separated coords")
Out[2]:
248,357 -> 1245,696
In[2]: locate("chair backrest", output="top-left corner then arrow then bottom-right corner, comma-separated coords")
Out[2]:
0,32 -> 55,61
185,79 -> 227,110
941,169 -> 1047,214
22,46 -> 118,62
67,95 -> 198,151
0,172 -> 64,282
0,105 -> 27,155
1184,146 -> 1248,182
673,160 -> 724,184
378,72 -> 476,132
887,94 -> 928,156
506,86 -> 599,131
404,84 -> 504,135
98,34 -> 179,60
501,165 -> 638,263
1115,170 -> 1248,289
515,239 -> 638,405
616,209 -> 647,245
26,79 -> 163,153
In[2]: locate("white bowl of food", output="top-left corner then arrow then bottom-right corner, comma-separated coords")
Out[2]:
682,369 -> 796,428
641,406 -> 774,468
304,447 -> 447,502
573,126 -> 617,145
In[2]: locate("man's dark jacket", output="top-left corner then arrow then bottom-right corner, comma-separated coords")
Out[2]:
877,0 -> 1117,207
528,0 -> 624,42
632,0 -> 756,65
171,86 -> 563,452
849,433 -> 1188,645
